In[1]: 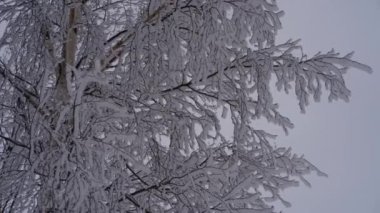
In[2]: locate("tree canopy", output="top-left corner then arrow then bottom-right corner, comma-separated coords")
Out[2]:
0,0 -> 371,212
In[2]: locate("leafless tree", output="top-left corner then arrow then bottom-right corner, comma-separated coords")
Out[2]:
0,0 -> 371,212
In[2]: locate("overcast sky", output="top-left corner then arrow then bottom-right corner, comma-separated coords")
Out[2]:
270,0 -> 380,212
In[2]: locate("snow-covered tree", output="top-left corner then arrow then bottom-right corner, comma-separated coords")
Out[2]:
0,0 -> 371,212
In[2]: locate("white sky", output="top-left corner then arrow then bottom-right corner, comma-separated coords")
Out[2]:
271,0 -> 380,212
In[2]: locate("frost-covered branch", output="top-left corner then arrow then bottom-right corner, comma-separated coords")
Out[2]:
0,0 -> 371,212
